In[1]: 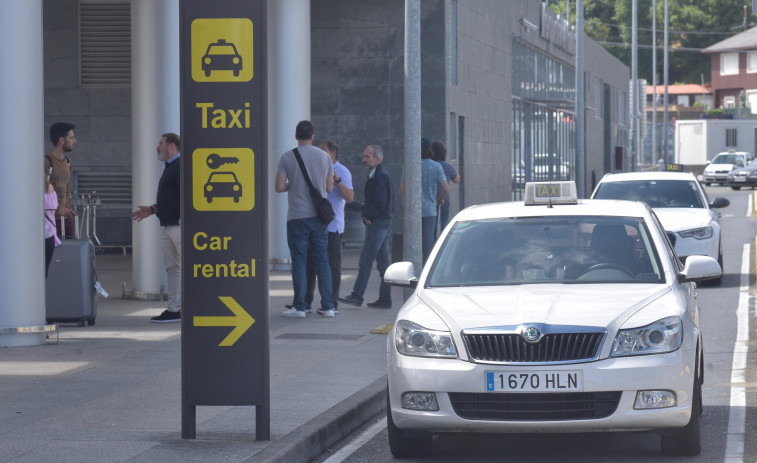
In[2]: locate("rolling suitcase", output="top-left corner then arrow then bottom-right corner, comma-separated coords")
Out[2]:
46,238 -> 97,326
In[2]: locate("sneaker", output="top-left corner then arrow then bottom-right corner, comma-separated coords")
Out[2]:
150,310 -> 181,323
319,309 -> 335,318
287,304 -> 312,314
337,293 -> 364,307
317,308 -> 338,315
282,307 -> 306,318
367,299 -> 392,308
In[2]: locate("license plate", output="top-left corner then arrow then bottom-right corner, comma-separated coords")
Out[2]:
735,177 -> 746,182
486,370 -> 583,392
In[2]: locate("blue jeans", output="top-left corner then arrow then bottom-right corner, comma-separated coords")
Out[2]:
352,218 -> 392,302
287,217 -> 333,311
422,216 -> 437,264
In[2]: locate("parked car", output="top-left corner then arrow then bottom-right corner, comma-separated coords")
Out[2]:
591,171 -> 728,286
726,157 -> 757,190
532,152 -> 570,181
702,151 -> 749,186
383,181 -> 721,458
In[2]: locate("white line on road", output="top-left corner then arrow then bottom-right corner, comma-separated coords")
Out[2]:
724,244 -> 749,463
323,418 -> 387,463
747,193 -> 753,217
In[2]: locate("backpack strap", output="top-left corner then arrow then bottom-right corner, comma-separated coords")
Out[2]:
45,155 -> 71,182
45,155 -> 53,182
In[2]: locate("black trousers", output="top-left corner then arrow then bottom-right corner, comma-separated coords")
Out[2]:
45,236 -> 55,277
305,232 -> 342,309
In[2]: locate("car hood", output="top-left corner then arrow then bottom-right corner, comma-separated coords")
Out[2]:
730,165 -> 757,174
652,207 -> 714,232
705,163 -> 736,172
417,284 -> 670,331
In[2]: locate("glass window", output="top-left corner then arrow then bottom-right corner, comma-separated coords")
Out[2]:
593,179 -> 704,209
721,53 -> 739,76
427,216 -> 663,286
748,51 -> 757,73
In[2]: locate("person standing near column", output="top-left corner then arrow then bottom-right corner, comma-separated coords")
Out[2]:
275,121 -> 336,318
44,122 -> 77,239
289,141 -> 354,314
431,140 -> 460,236
131,133 -> 182,323
338,145 -> 394,309
400,138 -> 448,264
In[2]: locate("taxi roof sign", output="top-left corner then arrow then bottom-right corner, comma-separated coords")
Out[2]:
524,181 -> 578,206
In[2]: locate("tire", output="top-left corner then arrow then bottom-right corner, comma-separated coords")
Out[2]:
731,186 -> 741,190
661,349 -> 702,456
711,252 -> 724,286
704,182 -> 711,186
387,393 -> 432,458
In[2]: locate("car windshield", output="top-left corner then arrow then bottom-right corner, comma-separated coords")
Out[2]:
427,216 -> 664,287
593,179 -> 704,209
712,154 -> 743,165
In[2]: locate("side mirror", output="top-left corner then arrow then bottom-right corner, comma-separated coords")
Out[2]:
384,262 -> 418,288
677,255 -> 722,283
710,197 -> 730,208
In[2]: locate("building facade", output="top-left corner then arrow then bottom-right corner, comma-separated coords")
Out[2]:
42,0 -> 629,246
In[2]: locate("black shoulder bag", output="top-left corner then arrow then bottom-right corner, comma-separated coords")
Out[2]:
292,148 -> 335,225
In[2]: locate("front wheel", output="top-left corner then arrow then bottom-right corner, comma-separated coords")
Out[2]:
704,182 -> 711,186
661,350 -> 702,456
387,393 -> 432,458
731,185 -> 741,190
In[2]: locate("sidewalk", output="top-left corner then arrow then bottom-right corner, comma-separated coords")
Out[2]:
0,248 -> 397,463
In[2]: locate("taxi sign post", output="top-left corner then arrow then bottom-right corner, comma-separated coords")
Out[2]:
180,1 -> 268,440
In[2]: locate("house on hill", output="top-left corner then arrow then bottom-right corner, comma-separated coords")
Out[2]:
702,26 -> 757,111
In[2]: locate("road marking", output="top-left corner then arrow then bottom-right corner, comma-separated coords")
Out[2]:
747,192 -> 753,217
724,244 -> 749,463
322,417 -> 387,463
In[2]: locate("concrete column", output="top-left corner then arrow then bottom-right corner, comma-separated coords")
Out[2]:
267,0 -> 311,270
130,0 -> 180,295
404,0 -> 422,275
0,0 -> 46,346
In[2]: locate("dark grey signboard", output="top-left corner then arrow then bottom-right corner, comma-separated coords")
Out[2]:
179,0 -> 268,440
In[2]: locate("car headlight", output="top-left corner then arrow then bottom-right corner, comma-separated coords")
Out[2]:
611,316 -> 682,357
678,226 -> 713,240
395,320 -> 458,358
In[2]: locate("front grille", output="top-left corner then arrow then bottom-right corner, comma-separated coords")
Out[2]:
463,332 -> 604,363
449,391 -> 621,421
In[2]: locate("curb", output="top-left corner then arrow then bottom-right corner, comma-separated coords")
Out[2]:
250,376 -> 387,463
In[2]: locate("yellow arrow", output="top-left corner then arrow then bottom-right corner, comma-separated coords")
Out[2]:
193,296 -> 255,346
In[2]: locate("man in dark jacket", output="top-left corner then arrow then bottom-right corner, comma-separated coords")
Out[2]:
131,133 -> 182,322
338,145 -> 394,308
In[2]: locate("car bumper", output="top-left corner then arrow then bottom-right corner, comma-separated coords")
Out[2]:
387,349 -> 695,434
703,173 -> 728,183
672,235 -> 720,261
726,177 -> 757,187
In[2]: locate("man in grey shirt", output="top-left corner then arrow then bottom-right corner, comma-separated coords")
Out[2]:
275,120 -> 336,318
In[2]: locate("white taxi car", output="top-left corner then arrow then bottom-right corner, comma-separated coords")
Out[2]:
384,182 -> 721,458
591,172 -> 729,285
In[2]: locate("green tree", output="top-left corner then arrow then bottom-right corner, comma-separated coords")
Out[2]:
550,0 -> 756,84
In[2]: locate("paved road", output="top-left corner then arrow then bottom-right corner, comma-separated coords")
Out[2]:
313,185 -> 757,463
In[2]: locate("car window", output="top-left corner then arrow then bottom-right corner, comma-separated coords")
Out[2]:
427,216 -> 664,287
713,154 -> 743,165
593,180 -> 704,209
